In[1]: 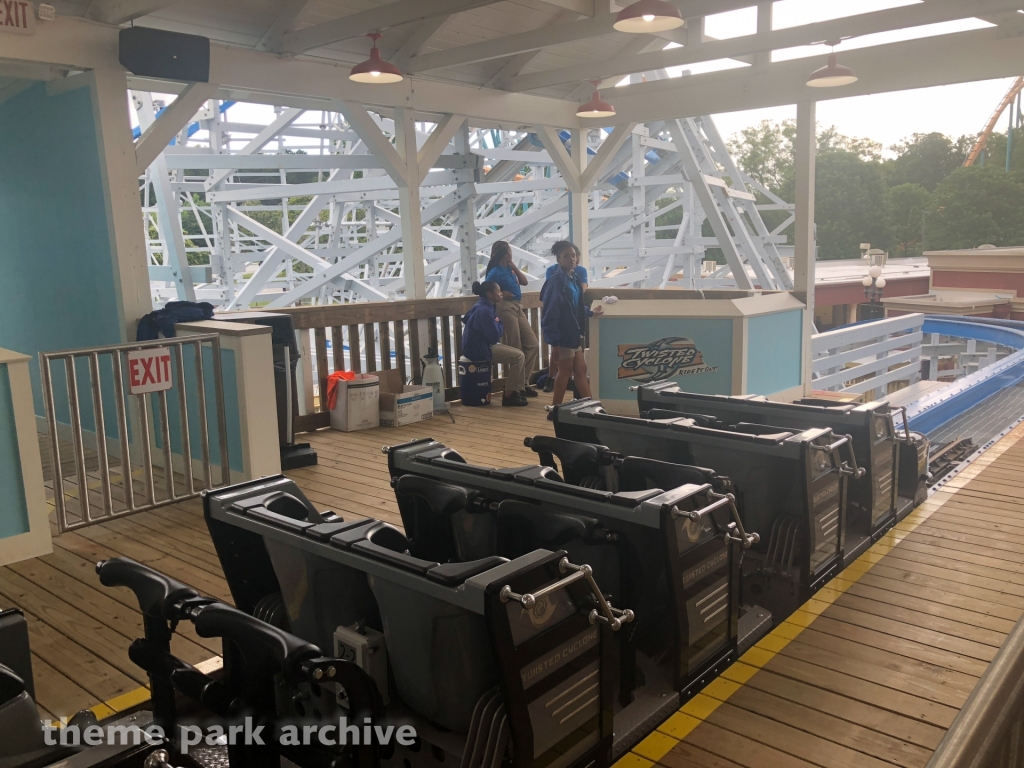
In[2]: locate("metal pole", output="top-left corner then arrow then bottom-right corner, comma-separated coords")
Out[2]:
111,351 -> 135,512
138,393 -> 156,507
211,337 -> 231,485
1008,98 -> 1015,174
158,389 -> 175,501
40,355 -> 68,533
173,344 -> 194,495
192,341 -> 212,490
66,357 -> 92,525
88,353 -> 113,519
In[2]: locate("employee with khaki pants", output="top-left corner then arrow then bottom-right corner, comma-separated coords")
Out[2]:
484,241 -> 540,398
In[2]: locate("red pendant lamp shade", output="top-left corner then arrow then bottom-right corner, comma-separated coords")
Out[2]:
614,0 -> 683,33
577,81 -> 616,118
350,33 -> 403,84
806,49 -> 857,88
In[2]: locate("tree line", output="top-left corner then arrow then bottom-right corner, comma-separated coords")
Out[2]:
727,120 -> 1024,259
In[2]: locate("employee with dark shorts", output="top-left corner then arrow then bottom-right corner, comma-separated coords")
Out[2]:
540,240 -> 602,406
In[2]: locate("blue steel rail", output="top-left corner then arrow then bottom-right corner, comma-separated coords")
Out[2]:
899,316 -> 1024,435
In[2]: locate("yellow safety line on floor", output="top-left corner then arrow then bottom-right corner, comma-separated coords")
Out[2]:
50,657 -> 222,727
619,421 -> 1024,768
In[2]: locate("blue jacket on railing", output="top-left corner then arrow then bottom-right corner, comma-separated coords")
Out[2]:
540,267 -> 589,350
461,297 -> 504,361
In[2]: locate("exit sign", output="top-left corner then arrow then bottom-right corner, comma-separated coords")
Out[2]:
128,348 -> 174,395
1,2 -> 35,35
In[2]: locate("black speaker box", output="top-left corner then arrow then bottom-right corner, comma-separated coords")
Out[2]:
119,26 -> 210,82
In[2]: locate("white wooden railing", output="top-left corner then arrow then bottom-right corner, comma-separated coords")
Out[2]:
811,314 -> 924,400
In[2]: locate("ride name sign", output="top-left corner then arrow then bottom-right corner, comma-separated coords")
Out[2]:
128,348 -> 174,395
0,1 -> 35,35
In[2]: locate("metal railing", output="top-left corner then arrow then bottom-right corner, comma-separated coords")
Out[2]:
40,334 -> 230,533
811,314 -> 925,399
927,613 -> 1024,768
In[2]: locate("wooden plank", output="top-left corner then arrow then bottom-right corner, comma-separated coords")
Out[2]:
363,323 -> 377,373
867,561 -> 1024,610
31,652 -> 98,720
830,592 -> 1007,648
0,580 -> 145,699
348,325 -> 362,374
739,667 -> 945,751
394,320 -> 407,381
771,635 -> 971,716
678,721 -> 818,768
881,548 -> 1024,595
314,327 -> 329,414
378,321 -> 392,370
660,740 -> 745,768
703,701 -> 894,768
331,326 -> 345,372
410,320 -> 422,381
797,615 -> 988,681
722,684 -> 934,767
838,578 -> 1019,632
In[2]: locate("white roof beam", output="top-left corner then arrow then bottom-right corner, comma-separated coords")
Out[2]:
600,25 -> 1024,125
390,15 -> 451,68
506,0 -> 1023,91
7,18 -> 579,127
403,0 -> 757,74
134,81 -> 217,175
255,0 -> 316,52
86,0 -> 178,24
276,0 -> 504,55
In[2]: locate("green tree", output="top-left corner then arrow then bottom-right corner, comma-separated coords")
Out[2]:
887,183 -> 931,257
727,119 -> 795,191
883,132 -> 971,191
815,151 -> 892,259
927,166 -> 1024,249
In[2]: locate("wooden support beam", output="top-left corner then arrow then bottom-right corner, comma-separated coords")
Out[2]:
134,82 -> 217,176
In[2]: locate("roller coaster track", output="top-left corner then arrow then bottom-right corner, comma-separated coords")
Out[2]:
963,75 -> 1024,167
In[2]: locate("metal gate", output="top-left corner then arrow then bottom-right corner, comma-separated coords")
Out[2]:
40,334 -> 230,533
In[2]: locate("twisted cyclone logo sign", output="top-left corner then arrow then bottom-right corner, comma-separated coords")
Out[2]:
617,337 -> 719,382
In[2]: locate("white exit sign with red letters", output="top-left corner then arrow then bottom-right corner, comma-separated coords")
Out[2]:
0,2 -> 35,35
128,348 -> 174,395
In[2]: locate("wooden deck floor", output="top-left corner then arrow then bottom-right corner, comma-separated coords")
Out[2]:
5,398 -> 1024,768
1,397 -> 556,720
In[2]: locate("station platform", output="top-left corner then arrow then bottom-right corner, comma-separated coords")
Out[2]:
619,418 -> 1024,768
3,395 -> 1023,768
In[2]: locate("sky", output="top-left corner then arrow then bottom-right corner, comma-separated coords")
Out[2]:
137,0 -> 1020,159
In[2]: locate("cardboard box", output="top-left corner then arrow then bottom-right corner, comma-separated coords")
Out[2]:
330,374 -> 380,432
378,369 -> 434,427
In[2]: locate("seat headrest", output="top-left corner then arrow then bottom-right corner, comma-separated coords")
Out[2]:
395,474 -> 471,517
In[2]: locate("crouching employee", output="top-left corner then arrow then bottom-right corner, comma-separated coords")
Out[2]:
462,281 -> 529,407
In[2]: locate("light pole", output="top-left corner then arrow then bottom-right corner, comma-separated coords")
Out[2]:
862,265 -> 886,316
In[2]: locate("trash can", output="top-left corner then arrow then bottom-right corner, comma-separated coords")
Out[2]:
458,357 -> 491,406
215,311 -> 317,469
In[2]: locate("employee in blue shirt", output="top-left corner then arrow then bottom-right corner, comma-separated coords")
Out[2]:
543,243 -> 589,392
484,241 -> 540,398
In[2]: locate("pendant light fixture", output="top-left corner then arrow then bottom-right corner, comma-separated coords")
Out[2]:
613,0 -> 683,33
806,41 -> 857,88
577,81 -> 616,118
350,33 -> 403,84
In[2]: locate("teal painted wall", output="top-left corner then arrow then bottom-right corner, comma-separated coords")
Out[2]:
598,317 -> 734,398
746,309 -> 803,395
0,81 -> 125,413
156,347 -> 243,473
0,366 -> 30,539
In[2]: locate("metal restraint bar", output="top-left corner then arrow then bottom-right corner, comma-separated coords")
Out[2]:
927,613 -> 1024,768
501,557 -> 635,631
41,334 -> 230,533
